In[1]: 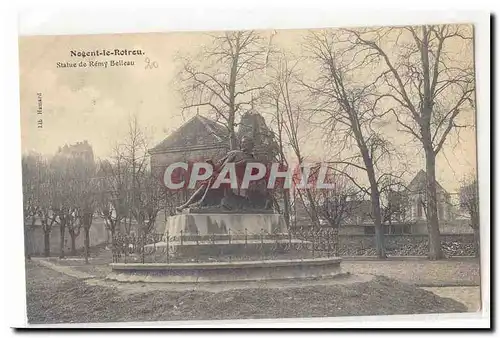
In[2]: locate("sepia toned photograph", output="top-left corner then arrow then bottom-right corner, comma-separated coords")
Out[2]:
19,21 -> 483,325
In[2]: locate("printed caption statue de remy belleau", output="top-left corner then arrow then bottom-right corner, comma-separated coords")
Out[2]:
56,48 -> 144,68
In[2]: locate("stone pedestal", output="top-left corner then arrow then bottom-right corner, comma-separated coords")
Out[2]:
163,213 -> 287,237
146,213 -> 291,259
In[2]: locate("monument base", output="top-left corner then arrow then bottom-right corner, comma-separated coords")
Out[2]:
160,213 -> 288,237
147,213 -> 291,260
108,257 -> 343,283
145,238 -> 309,258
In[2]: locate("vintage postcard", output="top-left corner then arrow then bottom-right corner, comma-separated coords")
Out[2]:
19,20 -> 485,327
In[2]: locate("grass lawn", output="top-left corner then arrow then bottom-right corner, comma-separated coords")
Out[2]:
25,261 -> 468,324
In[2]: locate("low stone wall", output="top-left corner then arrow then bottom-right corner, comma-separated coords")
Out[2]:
108,257 -> 342,283
338,233 -> 477,257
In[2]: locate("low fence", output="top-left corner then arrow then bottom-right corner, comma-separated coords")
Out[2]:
110,227 -> 339,264
110,229 -> 477,264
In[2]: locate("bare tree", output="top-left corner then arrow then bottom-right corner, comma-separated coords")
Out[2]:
122,116 -> 149,236
312,171 -> 360,230
459,175 -> 479,257
97,116 -> 163,261
22,153 -> 45,259
378,175 -> 412,231
50,155 -> 82,258
96,150 -> 129,251
73,156 -> 97,263
347,25 -> 475,259
65,166 -> 83,257
25,156 -> 58,257
302,30 -> 398,258
130,171 -> 164,263
311,170 -> 364,255
177,30 -> 270,149
264,52 -> 322,228
65,212 -> 80,256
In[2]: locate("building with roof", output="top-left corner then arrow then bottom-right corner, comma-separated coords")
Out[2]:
148,111 -> 279,174
148,114 -> 230,174
290,169 -> 467,235
56,140 -> 94,164
407,169 -> 451,222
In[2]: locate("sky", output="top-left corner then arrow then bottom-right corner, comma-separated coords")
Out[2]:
18,26 -> 477,193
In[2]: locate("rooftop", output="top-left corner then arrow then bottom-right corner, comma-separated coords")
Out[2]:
149,115 -> 228,154
408,170 -> 447,194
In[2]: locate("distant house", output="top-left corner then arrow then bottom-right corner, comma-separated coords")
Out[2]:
289,170 -> 470,235
148,114 -> 229,174
290,195 -> 374,234
407,170 -> 451,221
342,198 -> 413,235
148,111 -> 278,173
56,140 -> 95,164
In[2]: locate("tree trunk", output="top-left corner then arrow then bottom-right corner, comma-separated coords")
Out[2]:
227,47 -> 239,150
424,148 -> 444,260
371,200 -> 385,258
24,226 -> 31,260
59,223 -> 65,259
368,174 -> 386,259
283,190 -> 291,229
358,137 -> 386,259
419,26 -> 444,260
141,229 -> 145,264
229,127 -> 237,150
126,215 -> 132,235
110,226 -> 117,262
84,227 -> 90,264
44,230 -> 50,257
305,189 -> 320,227
70,231 -> 77,256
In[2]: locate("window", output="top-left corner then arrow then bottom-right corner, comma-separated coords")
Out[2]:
417,198 -> 422,218
364,226 -> 375,235
390,225 -> 411,234
438,204 -> 444,220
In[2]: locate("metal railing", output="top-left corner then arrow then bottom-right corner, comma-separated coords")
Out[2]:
111,226 -> 340,264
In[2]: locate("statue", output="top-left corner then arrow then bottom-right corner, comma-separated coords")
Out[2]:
175,136 -> 273,213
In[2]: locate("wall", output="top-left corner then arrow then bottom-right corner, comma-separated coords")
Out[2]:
26,219 -> 109,256
439,219 -> 473,234
150,147 -> 228,175
339,225 -> 365,235
337,233 -> 476,256
410,220 -> 473,234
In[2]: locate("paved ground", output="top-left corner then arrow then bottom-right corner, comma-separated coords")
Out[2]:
422,287 -> 481,312
39,255 -> 481,287
341,259 -> 480,286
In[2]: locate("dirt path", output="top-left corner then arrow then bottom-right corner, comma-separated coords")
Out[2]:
342,259 -> 480,286
32,258 -> 96,279
422,287 -> 481,312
